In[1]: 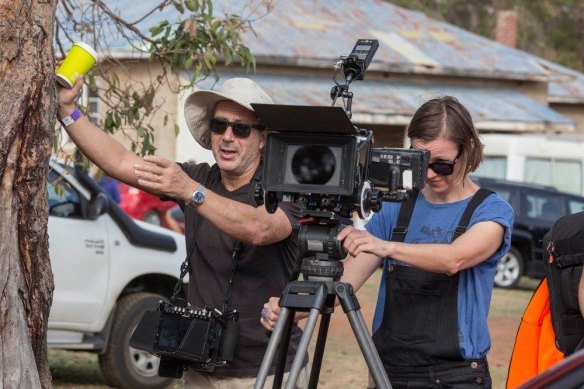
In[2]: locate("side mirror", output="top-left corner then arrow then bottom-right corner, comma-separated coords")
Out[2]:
88,192 -> 108,220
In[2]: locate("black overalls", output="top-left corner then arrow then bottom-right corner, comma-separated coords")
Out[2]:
372,190 -> 493,389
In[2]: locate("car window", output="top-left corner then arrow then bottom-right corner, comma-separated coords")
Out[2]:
491,187 -> 512,202
480,184 -> 520,211
525,157 -> 583,195
48,169 -> 82,218
568,198 -> 584,214
526,192 -> 563,223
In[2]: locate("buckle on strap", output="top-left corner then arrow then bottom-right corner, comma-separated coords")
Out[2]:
392,227 -> 407,236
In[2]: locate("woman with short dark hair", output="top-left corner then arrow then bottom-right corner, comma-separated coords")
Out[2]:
338,96 -> 514,388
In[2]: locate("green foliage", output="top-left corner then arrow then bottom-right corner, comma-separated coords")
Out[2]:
149,0 -> 255,84
55,0 -> 264,157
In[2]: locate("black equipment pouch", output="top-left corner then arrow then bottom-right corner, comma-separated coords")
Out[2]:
543,211 -> 584,356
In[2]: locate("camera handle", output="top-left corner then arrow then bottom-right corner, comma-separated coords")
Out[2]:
253,276 -> 392,389
330,84 -> 353,119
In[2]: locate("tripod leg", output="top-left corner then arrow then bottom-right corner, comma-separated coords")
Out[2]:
284,307 -> 321,389
345,309 -> 392,388
308,311 -> 330,389
254,307 -> 293,389
336,283 -> 392,389
273,310 -> 295,389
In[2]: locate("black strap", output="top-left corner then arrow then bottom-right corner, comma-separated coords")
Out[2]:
391,190 -> 419,243
222,163 -> 263,312
554,253 -> 584,269
391,188 -> 493,243
554,236 -> 584,268
453,188 -> 493,240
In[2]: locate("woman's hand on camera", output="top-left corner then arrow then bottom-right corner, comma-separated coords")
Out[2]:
337,225 -> 392,259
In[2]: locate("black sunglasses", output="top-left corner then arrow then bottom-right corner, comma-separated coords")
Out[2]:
210,117 -> 265,139
428,151 -> 462,176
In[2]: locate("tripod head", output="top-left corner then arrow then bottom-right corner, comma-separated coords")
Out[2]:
297,211 -> 348,282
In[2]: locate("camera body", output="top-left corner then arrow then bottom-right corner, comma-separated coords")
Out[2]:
254,103 -> 429,217
254,103 -> 372,218
129,301 -> 239,378
253,38 -> 429,219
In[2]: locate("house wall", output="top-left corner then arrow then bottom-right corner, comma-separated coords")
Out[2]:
551,103 -> 584,134
97,60 -> 180,160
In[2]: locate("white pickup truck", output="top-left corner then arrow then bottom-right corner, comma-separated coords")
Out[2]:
47,158 -> 186,389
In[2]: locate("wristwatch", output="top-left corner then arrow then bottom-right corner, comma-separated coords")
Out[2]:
58,106 -> 82,127
190,184 -> 206,206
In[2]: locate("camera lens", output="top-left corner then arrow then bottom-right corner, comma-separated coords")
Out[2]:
291,146 -> 335,185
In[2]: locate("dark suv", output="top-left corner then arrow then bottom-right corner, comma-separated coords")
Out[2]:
472,176 -> 584,288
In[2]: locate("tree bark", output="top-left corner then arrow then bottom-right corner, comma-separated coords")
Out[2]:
0,0 -> 57,388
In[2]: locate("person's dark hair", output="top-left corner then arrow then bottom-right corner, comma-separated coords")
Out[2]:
407,96 -> 484,181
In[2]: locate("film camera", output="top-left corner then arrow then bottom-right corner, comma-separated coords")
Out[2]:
253,39 -> 429,273
129,300 -> 239,378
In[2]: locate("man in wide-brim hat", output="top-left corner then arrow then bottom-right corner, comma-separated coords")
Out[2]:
57,77 -> 307,388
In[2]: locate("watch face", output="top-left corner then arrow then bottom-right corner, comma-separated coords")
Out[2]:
193,191 -> 204,204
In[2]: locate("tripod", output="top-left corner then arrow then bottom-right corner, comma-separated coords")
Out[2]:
254,251 -> 392,389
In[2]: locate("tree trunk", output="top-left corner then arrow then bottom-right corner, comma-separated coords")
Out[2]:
0,0 -> 57,388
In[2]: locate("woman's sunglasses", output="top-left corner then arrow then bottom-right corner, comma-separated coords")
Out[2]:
428,152 -> 461,176
210,117 -> 265,139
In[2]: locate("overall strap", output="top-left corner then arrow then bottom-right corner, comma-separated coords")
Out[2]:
391,190 -> 419,243
391,188 -> 493,243
453,188 -> 493,240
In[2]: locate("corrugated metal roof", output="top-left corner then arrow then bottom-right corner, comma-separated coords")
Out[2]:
195,72 -> 575,132
94,0 -> 548,79
538,58 -> 584,104
60,0 -> 584,104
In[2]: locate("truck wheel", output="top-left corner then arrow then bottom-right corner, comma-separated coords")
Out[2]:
99,292 -> 171,389
494,247 -> 524,289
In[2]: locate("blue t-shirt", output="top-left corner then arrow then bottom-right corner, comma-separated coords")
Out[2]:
366,191 -> 514,359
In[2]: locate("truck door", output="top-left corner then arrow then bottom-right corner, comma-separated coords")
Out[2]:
47,169 -> 109,329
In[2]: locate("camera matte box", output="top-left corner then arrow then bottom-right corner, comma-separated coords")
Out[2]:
251,104 -> 355,134
253,103 -> 359,195
263,132 -> 357,195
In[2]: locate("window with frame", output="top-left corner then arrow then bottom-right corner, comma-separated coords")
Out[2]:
48,169 -> 82,218
525,157 -> 582,195
525,191 -> 564,223
568,197 -> 584,214
475,156 -> 507,179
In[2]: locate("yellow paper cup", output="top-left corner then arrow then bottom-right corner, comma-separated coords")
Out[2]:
56,42 -> 98,88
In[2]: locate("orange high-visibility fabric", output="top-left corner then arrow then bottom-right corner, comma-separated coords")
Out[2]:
506,279 -> 564,389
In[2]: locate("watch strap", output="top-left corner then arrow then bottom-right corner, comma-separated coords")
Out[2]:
58,106 -> 82,127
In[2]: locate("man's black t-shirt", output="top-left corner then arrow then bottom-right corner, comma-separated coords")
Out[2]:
178,161 -> 303,377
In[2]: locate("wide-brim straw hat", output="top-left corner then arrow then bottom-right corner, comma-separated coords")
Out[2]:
184,78 -> 273,150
